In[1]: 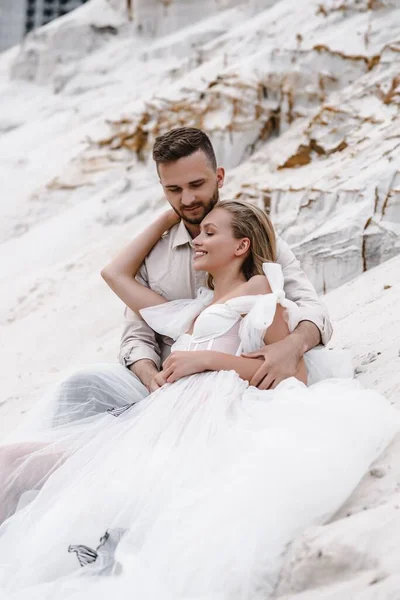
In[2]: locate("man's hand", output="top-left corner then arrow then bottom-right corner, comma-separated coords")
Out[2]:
151,372 -> 167,392
149,377 -> 163,392
129,359 -> 160,393
242,336 -> 303,390
161,351 -> 208,384
243,321 -> 321,389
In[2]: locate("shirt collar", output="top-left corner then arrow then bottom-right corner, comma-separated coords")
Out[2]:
172,219 -> 194,249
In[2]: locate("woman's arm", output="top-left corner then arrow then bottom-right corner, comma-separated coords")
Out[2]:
161,348 -> 305,385
160,351 -> 263,384
101,210 -> 179,313
234,274 -> 307,386
262,303 -> 308,386
220,274 -> 307,385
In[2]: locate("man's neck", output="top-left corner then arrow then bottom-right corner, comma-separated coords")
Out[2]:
183,221 -> 200,238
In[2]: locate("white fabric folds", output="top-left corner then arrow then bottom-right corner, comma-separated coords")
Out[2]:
140,287 -> 213,340
237,262 -> 301,353
0,263 -> 398,600
140,263 -> 300,353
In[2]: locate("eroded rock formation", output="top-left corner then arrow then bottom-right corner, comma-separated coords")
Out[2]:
0,2 -> 400,598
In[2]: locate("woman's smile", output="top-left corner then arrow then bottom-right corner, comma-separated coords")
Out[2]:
193,250 -> 208,260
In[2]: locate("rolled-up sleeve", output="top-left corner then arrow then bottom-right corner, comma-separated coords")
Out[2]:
118,264 -> 162,370
276,237 -> 333,345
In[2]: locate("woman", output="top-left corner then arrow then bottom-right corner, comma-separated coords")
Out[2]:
0,200 -> 398,600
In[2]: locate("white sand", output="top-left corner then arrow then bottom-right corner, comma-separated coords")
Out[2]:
0,1 -> 399,597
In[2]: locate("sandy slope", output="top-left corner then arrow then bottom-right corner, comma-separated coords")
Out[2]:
0,1 -> 400,598
272,255 -> 400,598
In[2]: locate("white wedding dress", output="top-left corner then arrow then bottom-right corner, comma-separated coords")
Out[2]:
0,264 -> 398,600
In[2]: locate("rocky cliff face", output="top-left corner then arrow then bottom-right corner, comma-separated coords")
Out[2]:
1,0 -> 398,291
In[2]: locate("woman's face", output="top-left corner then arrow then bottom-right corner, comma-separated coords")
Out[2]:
192,207 -> 248,273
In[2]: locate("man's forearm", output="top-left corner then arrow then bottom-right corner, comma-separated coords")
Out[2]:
129,359 -> 159,390
290,320 -> 322,356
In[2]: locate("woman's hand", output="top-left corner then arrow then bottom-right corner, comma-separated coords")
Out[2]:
161,351 -> 209,383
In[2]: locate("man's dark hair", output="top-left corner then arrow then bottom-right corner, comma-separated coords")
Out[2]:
152,127 -> 217,170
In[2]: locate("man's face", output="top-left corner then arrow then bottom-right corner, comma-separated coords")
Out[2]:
158,150 -> 225,225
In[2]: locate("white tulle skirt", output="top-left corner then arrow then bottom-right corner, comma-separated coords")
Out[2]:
0,363 -> 398,600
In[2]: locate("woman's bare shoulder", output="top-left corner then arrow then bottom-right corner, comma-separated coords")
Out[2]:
244,274 -> 272,295
219,275 -> 272,304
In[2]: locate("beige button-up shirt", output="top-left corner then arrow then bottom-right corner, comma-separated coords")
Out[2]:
119,221 -> 333,369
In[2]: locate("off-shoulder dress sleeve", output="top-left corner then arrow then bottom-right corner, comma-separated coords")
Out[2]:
238,263 -> 301,353
139,288 -> 213,341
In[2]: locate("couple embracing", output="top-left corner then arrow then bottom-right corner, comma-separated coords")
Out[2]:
0,128 -> 398,600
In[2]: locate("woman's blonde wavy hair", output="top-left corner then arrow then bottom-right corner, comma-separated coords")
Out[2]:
206,199 -> 277,290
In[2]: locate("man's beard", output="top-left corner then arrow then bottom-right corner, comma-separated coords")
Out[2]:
175,185 -> 219,225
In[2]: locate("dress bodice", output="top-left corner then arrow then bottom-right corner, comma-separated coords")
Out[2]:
140,263 -> 301,356
177,318 -> 243,356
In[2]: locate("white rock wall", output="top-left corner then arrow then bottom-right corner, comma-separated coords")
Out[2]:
0,3 -> 400,599
134,0 -> 245,37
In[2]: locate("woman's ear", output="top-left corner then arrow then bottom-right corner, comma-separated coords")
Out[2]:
234,238 -> 250,257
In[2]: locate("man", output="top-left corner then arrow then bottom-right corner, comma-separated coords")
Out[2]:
55,127 -> 332,424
